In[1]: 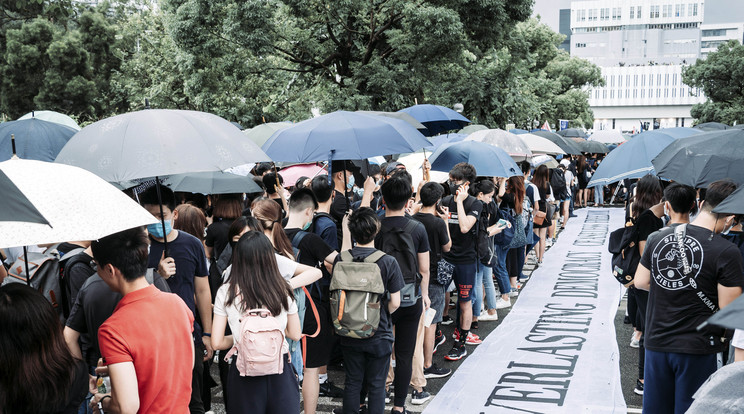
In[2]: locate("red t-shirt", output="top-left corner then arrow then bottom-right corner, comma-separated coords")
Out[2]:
99,285 -> 194,413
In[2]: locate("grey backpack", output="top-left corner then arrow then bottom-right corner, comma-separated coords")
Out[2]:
330,250 -> 386,339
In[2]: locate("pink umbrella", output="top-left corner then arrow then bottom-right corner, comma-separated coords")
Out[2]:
279,163 -> 327,187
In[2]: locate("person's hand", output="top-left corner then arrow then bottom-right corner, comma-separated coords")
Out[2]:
303,178 -> 312,188
158,251 -> 176,279
90,393 -> 110,413
342,210 -> 351,230
455,184 -> 469,203
88,374 -> 98,395
438,205 -> 450,220
363,176 -> 376,196
274,183 -> 285,198
202,338 -> 214,362
422,293 -> 431,311
492,222 -> 506,235
94,358 -> 109,377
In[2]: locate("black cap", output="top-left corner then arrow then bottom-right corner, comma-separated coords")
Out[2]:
330,160 -> 360,174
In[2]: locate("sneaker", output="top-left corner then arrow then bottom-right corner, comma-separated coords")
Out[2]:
385,388 -> 393,404
452,328 -> 460,341
319,380 -> 344,398
423,364 -> 452,379
434,331 -> 446,353
630,336 -> 640,348
471,320 -> 479,330
495,298 -> 511,309
623,315 -> 631,324
479,311 -> 499,321
509,290 -> 519,297
444,345 -> 467,361
334,407 -> 367,414
441,315 -> 454,325
465,332 -> 482,345
634,379 -> 644,395
391,409 -> 409,414
411,388 -> 433,405
546,239 -> 553,247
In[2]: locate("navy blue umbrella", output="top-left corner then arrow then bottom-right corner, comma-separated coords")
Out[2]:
0,118 -> 77,162
398,104 -> 470,136
429,140 -> 521,178
262,111 -> 430,163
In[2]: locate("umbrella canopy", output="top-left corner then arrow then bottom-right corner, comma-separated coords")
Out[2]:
652,129 -> 744,187
459,124 -> 489,135
465,129 -> 533,161
557,128 -> 587,138
262,111 -> 430,163
589,130 -> 625,144
0,118 -> 77,162
425,133 -> 467,151
242,122 -> 292,148
160,171 -> 262,194
395,151 -> 449,189
712,186 -> 744,215
518,133 -> 566,155
654,127 -> 703,139
55,109 -> 271,183
508,128 -> 530,135
0,159 -> 157,248
398,104 -> 471,136
531,130 -> 583,155
0,169 -> 50,226
356,111 -> 427,131
230,121 -> 245,130
429,140 -> 521,178
279,163 -> 327,186
588,130 -> 680,186
19,110 -> 81,131
694,122 -> 729,131
699,294 -> 744,332
572,138 -> 609,154
531,154 -> 559,169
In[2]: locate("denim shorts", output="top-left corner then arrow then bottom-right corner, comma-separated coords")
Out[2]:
429,283 -> 446,324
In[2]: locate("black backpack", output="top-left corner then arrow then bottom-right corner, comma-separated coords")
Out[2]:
550,168 -> 569,200
475,203 -> 494,265
608,222 -> 641,286
376,219 -> 420,307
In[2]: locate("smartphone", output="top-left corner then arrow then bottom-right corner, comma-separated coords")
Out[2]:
497,219 -> 507,227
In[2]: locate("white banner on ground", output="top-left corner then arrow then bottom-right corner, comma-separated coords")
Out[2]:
425,208 -> 627,414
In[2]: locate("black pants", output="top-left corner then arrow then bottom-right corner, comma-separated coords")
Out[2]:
390,299 -> 422,407
190,340 -> 205,414
341,339 -> 393,414
636,289 -> 649,380
226,354 -> 300,414
627,287 -> 638,329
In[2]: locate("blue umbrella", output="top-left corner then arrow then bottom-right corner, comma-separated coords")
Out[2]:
509,128 -> 530,135
651,127 -> 702,139
588,130 -> 684,186
0,118 -> 77,162
398,104 -> 471,136
425,133 -> 467,151
262,111 -> 430,163
429,140 -> 521,178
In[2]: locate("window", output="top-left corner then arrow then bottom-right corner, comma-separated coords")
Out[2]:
702,40 -> 727,49
663,5 -> 672,18
637,6 -> 642,18
665,74 -> 669,86
672,87 -> 676,98
613,7 -> 621,20
630,6 -> 635,19
651,5 -> 660,18
641,89 -> 646,98
702,29 -> 728,36
688,3 -> 698,16
601,8 -> 609,21
673,73 -> 677,85
610,90 -> 614,99
589,9 -> 597,21
633,89 -> 638,98
575,42 -> 587,48
675,4 -> 684,17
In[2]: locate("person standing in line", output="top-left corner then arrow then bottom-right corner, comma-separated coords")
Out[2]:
530,165 -> 553,265
211,231 -> 302,414
635,180 -> 743,414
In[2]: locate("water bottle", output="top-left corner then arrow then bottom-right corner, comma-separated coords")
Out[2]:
96,375 -> 111,394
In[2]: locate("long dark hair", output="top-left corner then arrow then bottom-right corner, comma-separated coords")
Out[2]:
532,164 -> 550,192
0,284 -> 79,413
507,176 -> 526,215
577,155 -> 587,174
251,199 -> 294,259
632,175 -> 663,219
225,231 -> 293,315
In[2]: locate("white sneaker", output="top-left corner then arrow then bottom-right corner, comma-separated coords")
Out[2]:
479,311 -> 499,321
509,290 -> 519,297
495,298 -> 512,309
546,239 -> 553,247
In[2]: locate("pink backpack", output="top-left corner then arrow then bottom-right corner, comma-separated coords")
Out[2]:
225,308 -> 285,376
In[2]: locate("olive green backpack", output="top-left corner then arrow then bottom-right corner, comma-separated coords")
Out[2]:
329,250 -> 386,339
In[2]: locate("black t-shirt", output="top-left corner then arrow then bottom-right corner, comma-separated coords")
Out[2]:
636,209 -> 664,243
66,273 -> 171,367
50,360 -> 89,414
413,212 -> 449,284
65,252 -> 96,312
333,247 -> 404,345
205,219 -> 232,259
641,224 -> 744,354
330,189 -> 350,246
442,195 -> 483,264
285,227 -> 334,299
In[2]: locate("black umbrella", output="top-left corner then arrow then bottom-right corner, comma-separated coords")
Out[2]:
572,138 -> 609,154
694,122 -> 729,131
531,130 -> 582,155
652,130 -> 744,187
0,169 -> 50,226
557,128 -> 587,138
698,294 -> 744,332
712,186 -> 744,215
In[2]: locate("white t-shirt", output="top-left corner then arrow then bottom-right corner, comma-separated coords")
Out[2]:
222,253 -> 298,283
733,329 -> 744,350
214,284 -> 297,354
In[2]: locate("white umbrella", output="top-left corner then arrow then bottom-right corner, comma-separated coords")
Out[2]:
465,129 -> 533,161
518,133 -> 566,155
396,151 -> 449,189
589,129 -> 626,144
0,159 -> 158,248
19,110 -> 81,131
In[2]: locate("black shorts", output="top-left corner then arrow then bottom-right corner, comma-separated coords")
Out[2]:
303,296 -> 338,369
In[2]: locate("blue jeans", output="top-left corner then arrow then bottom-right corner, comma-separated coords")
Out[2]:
643,349 -> 717,414
472,261 -> 498,315
491,245 -> 511,296
594,185 -> 604,205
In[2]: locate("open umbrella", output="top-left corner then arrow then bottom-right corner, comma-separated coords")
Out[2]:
694,122 -> 729,131
279,163 -> 327,186
0,159 -> 157,249
0,118 -> 77,162
531,130 -> 582,155
518,133 -> 565,155
398,104 -> 471,136
465,129 -> 533,161
712,186 -> 744,215
654,127 -> 703,139
652,129 -> 744,187
557,128 -> 587,138
0,169 -> 50,226
262,111 -> 430,163
572,138 -> 609,154
531,154 -> 559,169
161,171 -> 262,194
425,133 -> 467,151
429,140 -> 521,178
509,128 -> 530,135
19,110 -> 81,131
589,130 -> 625,144
698,294 -> 744,332
459,124 -> 489,135
242,122 -> 292,148
356,111 -> 427,131
396,151 -> 449,189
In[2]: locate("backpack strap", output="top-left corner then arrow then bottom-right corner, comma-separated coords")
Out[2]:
292,231 -> 309,250
340,250 -> 354,262
363,250 -> 386,264
674,224 -> 692,275
403,219 -> 418,234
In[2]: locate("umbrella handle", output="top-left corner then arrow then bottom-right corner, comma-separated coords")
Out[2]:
23,246 -> 30,286
155,177 -> 169,258
11,134 -> 16,157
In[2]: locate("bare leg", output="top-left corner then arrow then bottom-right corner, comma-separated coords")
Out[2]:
303,367 -> 319,414
424,323 -> 436,368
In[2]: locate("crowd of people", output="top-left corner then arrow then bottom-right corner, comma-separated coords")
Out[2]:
7,148 -> 740,414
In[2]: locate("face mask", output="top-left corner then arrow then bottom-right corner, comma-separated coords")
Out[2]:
722,219 -> 736,235
346,174 -> 355,190
302,220 -> 312,231
448,180 -> 459,195
147,220 -> 172,239
353,186 -> 365,198
663,203 -> 670,218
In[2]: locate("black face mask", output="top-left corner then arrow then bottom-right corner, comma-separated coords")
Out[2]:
448,180 -> 460,196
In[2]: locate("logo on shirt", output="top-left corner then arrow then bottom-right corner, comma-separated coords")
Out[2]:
650,233 -> 704,290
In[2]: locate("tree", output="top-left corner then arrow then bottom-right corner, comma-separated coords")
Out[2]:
683,40 -> 744,125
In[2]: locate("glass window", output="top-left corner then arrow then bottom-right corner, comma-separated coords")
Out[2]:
630,6 -> 635,19
651,5 -> 659,18
638,6 -> 642,18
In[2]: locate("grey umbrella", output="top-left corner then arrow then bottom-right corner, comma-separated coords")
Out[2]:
694,122 -> 729,131
531,130 -> 583,155
557,128 -> 587,138
126,171 -> 263,195
712,186 -> 744,215
356,111 -> 427,131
